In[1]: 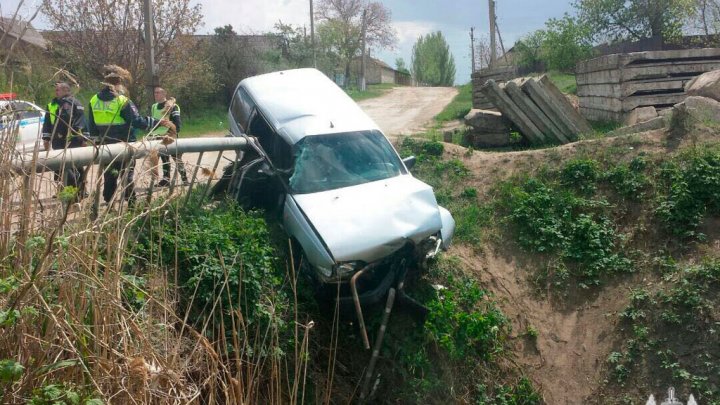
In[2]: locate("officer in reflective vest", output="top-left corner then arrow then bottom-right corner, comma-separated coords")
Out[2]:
41,82 -> 87,198
87,66 -> 169,205
149,87 -> 188,186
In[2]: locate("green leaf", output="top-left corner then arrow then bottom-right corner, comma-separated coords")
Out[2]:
0,359 -> 24,382
36,359 -> 80,375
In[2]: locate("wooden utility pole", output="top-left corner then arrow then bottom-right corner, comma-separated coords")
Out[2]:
142,0 -> 156,106
470,27 -> 476,73
310,0 -> 316,68
489,0 -> 497,68
360,8 -> 367,91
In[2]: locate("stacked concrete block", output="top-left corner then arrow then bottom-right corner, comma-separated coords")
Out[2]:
463,109 -> 514,147
478,75 -> 592,145
471,66 -> 518,109
576,48 -> 720,122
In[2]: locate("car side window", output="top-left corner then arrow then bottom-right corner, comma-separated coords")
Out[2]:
247,113 -> 293,171
248,112 -> 275,154
230,87 -> 254,132
12,102 -> 42,120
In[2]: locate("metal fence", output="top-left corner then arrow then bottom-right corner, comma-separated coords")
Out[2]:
3,136 -> 249,232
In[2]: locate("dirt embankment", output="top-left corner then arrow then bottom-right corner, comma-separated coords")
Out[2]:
435,130 -> 672,404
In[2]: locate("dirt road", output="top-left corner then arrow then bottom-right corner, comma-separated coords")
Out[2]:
357,86 -> 458,136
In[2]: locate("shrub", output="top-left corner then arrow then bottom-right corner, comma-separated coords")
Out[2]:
560,159 -> 600,194
401,137 -> 444,159
425,276 -> 507,361
605,155 -> 650,200
656,149 -> 720,238
148,200 -> 283,327
502,175 -> 631,287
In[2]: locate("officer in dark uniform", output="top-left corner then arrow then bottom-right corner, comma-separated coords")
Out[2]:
87,65 -> 168,205
42,81 -> 87,196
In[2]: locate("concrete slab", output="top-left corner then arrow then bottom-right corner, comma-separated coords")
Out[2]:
463,131 -> 516,148
622,93 -> 688,111
471,66 -> 517,80
504,79 -> 569,143
577,79 -> 690,98
577,70 -> 623,85
579,96 -> 624,112
576,48 -> 720,74
539,75 -> 593,134
624,106 -> 658,126
606,116 -> 667,137
579,106 -> 623,122
622,61 -> 720,82
480,80 -> 546,144
523,78 -> 580,138
464,109 -> 510,132
576,53 -> 624,74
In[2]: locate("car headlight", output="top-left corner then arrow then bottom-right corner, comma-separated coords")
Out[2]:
336,261 -> 365,279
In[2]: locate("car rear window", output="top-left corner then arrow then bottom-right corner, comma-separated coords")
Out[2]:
289,130 -> 406,194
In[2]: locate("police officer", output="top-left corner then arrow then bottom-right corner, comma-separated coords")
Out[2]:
87,65 -> 168,205
148,86 -> 188,186
42,82 -> 87,197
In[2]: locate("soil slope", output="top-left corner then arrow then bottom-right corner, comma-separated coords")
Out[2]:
433,129 -> 670,404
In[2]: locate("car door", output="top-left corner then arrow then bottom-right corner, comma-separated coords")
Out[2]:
245,111 -> 290,212
13,101 -> 44,152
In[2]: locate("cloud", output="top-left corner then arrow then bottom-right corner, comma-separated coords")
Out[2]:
199,0 -> 310,34
393,20 -> 438,46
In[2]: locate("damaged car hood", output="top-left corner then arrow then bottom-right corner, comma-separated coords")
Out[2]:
292,174 -> 442,263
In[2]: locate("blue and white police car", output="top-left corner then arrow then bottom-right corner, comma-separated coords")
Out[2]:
0,93 -> 45,153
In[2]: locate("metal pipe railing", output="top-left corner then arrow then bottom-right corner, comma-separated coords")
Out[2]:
11,137 -> 248,173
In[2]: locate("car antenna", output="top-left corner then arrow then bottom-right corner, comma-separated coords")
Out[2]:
329,121 -> 334,128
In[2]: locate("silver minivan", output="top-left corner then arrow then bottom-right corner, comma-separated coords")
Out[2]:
217,68 -> 455,307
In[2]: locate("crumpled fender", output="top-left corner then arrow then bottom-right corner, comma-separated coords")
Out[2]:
438,206 -> 455,250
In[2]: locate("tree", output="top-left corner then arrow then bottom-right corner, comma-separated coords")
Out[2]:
206,25 -> 255,102
574,0 -> 695,42
411,31 -> 455,86
542,15 -> 593,71
689,0 -> 720,36
395,57 -> 409,74
473,33 -> 501,70
274,22 -> 314,69
514,30 -> 547,72
315,0 -> 396,87
41,0 -> 206,108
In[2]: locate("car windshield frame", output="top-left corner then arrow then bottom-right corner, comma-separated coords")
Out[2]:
289,130 -> 407,194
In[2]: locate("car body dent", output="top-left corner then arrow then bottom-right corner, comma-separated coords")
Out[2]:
292,174 -> 443,264
283,194 -> 335,270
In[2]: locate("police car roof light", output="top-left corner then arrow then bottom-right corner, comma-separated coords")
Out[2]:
0,93 -> 17,101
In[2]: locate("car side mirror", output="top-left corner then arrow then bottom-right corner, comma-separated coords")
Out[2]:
403,155 -> 417,170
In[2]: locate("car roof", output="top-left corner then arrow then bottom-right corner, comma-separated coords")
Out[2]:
239,68 -> 380,145
0,100 -> 43,110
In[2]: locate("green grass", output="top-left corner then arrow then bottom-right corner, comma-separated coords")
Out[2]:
181,107 -> 228,137
546,71 -> 577,95
434,83 -> 472,123
346,83 -> 396,101
588,120 -> 623,136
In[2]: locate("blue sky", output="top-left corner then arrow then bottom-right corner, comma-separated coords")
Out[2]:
2,0 -> 576,84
